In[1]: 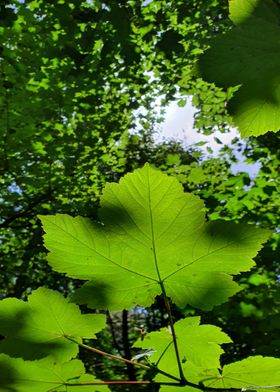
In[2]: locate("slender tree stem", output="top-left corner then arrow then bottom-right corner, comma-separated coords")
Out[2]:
122,309 -> 136,380
107,311 -> 123,356
160,282 -> 186,383
65,336 -> 181,383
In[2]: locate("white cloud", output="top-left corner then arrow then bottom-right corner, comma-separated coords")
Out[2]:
155,98 -> 238,154
155,98 -> 260,176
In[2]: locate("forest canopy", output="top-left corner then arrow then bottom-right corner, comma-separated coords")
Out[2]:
0,0 -> 279,391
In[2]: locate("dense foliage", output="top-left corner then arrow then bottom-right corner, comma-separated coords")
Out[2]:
0,165 -> 279,391
0,0 -> 230,298
0,0 -> 280,391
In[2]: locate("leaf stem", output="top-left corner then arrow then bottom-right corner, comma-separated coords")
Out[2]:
160,282 -> 186,384
146,171 -> 186,384
65,336 -> 181,383
65,338 -> 279,392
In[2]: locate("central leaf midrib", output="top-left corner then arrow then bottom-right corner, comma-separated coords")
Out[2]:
147,171 -> 162,284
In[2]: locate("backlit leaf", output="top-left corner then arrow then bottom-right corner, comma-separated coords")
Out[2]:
40,164 -> 271,311
198,0 -> 280,137
0,287 -> 106,362
0,355 -> 109,392
133,317 -> 231,370
156,361 -> 219,391
203,356 -> 280,390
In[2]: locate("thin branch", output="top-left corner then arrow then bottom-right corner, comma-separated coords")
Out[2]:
0,189 -> 55,228
65,336 -> 181,383
122,309 -> 136,380
107,311 -> 123,356
160,282 -> 186,384
65,337 -> 280,391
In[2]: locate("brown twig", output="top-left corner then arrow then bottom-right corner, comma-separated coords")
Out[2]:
65,336 -> 181,383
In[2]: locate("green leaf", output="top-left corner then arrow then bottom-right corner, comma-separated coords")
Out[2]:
198,0 -> 280,137
157,361 -> 219,391
0,355 -> 110,392
133,317 -> 231,371
159,386 -> 199,392
187,167 -> 207,184
0,287 -> 106,362
204,356 -> 280,390
40,164 -> 271,311
229,0 -> 279,25
178,99 -> 187,108
66,374 -> 110,392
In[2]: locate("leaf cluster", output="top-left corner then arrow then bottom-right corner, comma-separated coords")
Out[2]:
1,165 -> 279,391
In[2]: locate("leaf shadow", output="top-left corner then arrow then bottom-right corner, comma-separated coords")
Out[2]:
203,221 -> 244,243
99,202 -> 139,230
71,280 -> 112,310
0,308 -> 67,361
198,0 -> 280,112
0,359 -> 18,392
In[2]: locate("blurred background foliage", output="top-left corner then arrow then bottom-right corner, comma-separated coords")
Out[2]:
0,0 -> 279,390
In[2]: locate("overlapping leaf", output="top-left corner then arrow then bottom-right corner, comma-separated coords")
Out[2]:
0,355 -> 109,392
202,356 -> 280,390
134,317 -> 231,375
198,0 -> 280,137
158,356 -> 280,392
0,287 -> 106,362
40,164 -> 271,311
155,361 -> 219,392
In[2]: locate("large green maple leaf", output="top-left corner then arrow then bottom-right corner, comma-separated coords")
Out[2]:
40,164 -> 270,311
0,287 -> 106,362
133,317 -> 231,371
0,355 -> 109,392
198,0 -> 280,137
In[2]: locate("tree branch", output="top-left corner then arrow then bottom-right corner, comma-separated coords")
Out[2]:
0,189 -> 55,228
122,309 -> 136,380
65,335 -> 181,383
107,311 -> 123,356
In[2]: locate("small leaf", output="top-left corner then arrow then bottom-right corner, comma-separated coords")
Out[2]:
131,349 -> 156,361
0,287 -> 106,362
133,317 -> 231,370
187,167 -> 207,184
177,99 -> 187,107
